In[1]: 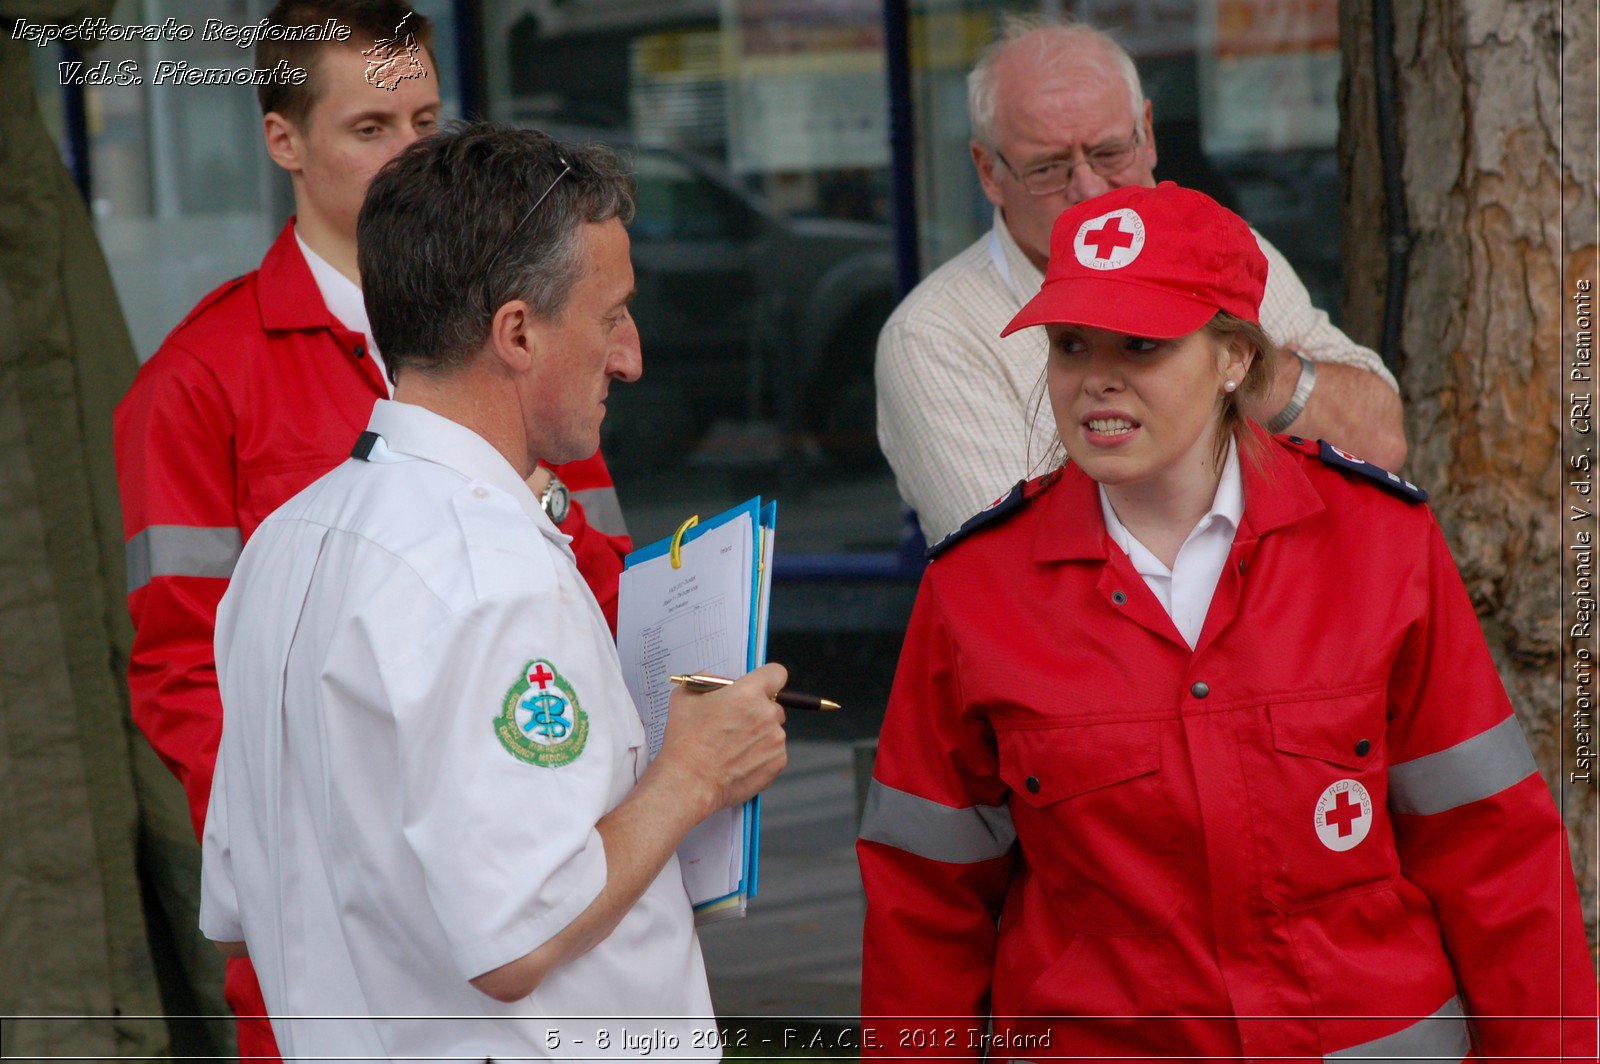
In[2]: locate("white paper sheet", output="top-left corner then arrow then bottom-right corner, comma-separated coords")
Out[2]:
618,515 -> 755,908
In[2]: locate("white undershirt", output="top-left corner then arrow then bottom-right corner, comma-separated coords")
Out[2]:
1099,440 -> 1243,649
295,230 -> 393,396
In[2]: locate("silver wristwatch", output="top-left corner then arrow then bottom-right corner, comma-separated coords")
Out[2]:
1267,354 -> 1317,433
539,473 -> 570,524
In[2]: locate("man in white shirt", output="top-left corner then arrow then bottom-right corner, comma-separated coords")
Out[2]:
200,123 -> 788,1060
877,15 -> 1407,543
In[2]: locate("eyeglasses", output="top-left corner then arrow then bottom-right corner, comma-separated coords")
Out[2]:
482,156 -> 573,298
993,131 -> 1141,196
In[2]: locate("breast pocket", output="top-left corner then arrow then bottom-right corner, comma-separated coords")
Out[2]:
995,720 -> 1182,934
1248,690 -> 1399,911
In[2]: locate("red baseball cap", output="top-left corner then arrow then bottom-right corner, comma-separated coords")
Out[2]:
1000,181 -> 1267,339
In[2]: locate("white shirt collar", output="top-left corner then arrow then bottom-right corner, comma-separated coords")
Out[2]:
295,229 -> 393,394
1100,438 -> 1243,578
988,206 -> 1046,302
1098,439 -> 1242,649
364,399 -> 557,539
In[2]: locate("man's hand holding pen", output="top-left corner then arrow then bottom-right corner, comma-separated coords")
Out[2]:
655,663 -> 790,816
670,673 -> 842,712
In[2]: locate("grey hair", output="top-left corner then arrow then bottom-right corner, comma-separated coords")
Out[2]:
495,175 -> 634,323
360,122 -> 635,379
967,14 -> 1145,147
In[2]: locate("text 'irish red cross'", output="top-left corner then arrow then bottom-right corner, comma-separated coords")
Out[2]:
1326,790 -> 1363,837
529,664 -> 555,690
1084,217 -> 1135,259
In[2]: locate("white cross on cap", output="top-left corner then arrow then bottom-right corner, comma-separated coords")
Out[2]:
1074,208 -> 1145,270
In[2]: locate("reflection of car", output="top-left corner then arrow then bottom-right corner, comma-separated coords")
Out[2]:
527,125 -> 897,470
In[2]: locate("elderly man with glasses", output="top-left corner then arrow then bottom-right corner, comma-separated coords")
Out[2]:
876,16 -> 1406,543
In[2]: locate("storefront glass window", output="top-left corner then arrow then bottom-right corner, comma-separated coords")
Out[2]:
485,0 -> 903,554
47,0 -> 1349,558
483,0 -> 1349,555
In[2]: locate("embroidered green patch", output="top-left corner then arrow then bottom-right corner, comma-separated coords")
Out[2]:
496,659 -> 589,768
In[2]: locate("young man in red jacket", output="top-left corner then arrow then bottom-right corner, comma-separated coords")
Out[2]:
113,3 -> 632,1056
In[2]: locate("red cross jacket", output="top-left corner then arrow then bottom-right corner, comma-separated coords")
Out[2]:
114,222 -> 632,1058
859,432 -> 1595,1062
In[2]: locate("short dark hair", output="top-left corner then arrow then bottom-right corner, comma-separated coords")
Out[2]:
359,122 -> 636,379
256,0 -> 434,126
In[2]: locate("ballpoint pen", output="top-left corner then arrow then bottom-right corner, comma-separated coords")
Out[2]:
669,673 -> 842,712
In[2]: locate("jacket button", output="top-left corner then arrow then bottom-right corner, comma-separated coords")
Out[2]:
1025,776 -> 1041,794
1288,435 -> 1304,444
1190,681 -> 1209,698
1111,590 -> 1127,605
353,344 -> 367,359
1355,738 -> 1371,756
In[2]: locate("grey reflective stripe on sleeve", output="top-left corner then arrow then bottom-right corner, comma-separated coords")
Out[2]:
859,778 -> 1015,863
1326,995 -> 1469,1062
570,486 -> 629,537
1389,715 -> 1538,815
125,525 -> 243,593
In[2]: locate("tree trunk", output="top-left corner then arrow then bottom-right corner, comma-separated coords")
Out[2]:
1339,0 -> 1597,948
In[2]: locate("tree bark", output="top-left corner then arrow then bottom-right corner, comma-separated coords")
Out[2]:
1339,0 -> 1598,948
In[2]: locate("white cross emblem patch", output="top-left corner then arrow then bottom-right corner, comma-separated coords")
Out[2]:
1074,208 -> 1145,270
1314,779 -> 1373,852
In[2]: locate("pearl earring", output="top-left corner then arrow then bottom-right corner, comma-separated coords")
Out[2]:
1223,380 -> 1237,393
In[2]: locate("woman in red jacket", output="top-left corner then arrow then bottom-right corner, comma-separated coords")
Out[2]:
858,181 -> 1595,1062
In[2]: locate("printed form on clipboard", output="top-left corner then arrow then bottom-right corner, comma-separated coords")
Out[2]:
617,497 -> 777,925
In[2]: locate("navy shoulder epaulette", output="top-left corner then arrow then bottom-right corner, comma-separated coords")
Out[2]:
927,470 -> 1061,559
1279,435 -> 1428,503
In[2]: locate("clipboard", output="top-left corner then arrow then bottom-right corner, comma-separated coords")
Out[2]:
617,497 -> 777,923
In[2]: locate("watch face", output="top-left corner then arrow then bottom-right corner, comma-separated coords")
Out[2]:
543,479 -> 570,523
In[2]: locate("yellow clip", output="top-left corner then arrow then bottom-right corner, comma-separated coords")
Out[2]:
669,514 -> 699,569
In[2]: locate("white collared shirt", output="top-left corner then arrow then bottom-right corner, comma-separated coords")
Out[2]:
201,399 -> 714,1060
1099,440 -> 1244,649
295,229 -> 393,395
